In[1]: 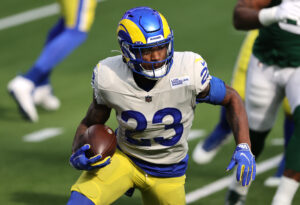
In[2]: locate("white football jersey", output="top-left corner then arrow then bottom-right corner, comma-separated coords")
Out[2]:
92,51 -> 211,164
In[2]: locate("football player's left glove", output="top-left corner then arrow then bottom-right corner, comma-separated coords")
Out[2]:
226,143 -> 256,186
69,144 -> 111,171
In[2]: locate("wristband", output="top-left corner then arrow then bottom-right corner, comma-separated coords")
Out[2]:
258,7 -> 278,26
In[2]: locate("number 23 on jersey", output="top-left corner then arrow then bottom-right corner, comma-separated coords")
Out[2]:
121,108 -> 183,147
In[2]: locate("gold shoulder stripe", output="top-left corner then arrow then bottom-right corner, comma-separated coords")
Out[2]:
195,57 -> 204,63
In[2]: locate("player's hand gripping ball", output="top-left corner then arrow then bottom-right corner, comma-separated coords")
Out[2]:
70,124 -> 117,171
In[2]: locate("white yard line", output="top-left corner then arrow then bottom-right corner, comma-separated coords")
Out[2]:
188,129 -> 206,141
0,0 -> 106,31
23,128 -> 64,142
271,138 -> 284,146
0,3 -> 58,30
186,154 -> 283,204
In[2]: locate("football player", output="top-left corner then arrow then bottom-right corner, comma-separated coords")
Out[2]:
7,0 -> 97,122
67,7 -> 256,205
224,0 -> 300,205
192,29 -> 294,187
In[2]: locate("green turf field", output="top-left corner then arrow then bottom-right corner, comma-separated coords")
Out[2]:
0,0 -> 299,204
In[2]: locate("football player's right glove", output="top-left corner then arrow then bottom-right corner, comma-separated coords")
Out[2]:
259,0 -> 300,26
226,143 -> 256,186
69,144 -> 111,171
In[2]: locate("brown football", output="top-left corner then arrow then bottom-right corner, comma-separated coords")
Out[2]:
83,124 -> 117,159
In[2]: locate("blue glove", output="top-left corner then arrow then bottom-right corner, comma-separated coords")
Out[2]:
226,143 -> 256,186
70,144 -> 111,171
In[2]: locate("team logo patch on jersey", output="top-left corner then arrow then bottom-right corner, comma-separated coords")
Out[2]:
170,76 -> 190,89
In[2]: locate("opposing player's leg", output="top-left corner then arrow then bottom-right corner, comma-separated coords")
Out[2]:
285,110 -> 300,175
272,68 -> 300,205
271,175 -> 300,205
226,55 -> 284,205
272,107 -> 300,205
264,105 -> 294,187
69,150 -> 135,205
192,30 -> 258,164
140,175 -> 186,205
284,69 -> 300,173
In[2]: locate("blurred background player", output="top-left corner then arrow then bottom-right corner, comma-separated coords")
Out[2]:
221,0 -> 300,204
67,7 -> 255,205
192,29 -> 294,187
7,0 -> 97,122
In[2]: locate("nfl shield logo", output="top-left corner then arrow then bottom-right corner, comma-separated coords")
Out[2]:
145,96 -> 152,102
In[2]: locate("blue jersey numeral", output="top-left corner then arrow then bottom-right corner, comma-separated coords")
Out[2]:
153,108 -> 183,146
121,110 -> 150,146
201,66 -> 209,85
121,108 -> 183,147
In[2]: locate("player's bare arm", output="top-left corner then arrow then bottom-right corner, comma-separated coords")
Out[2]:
72,97 -> 111,153
221,85 -> 251,146
234,0 -> 271,29
198,82 -> 255,186
219,85 -> 255,187
235,0 -> 300,30
199,84 -> 250,147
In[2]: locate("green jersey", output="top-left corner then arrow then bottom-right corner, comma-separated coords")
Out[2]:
253,0 -> 300,68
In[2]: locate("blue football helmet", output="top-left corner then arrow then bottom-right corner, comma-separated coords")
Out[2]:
117,7 -> 174,79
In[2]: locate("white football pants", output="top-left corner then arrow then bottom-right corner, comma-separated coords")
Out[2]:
245,55 -> 300,131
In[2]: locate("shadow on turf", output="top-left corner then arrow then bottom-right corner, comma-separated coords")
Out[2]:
0,105 -> 27,123
12,191 -> 68,204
